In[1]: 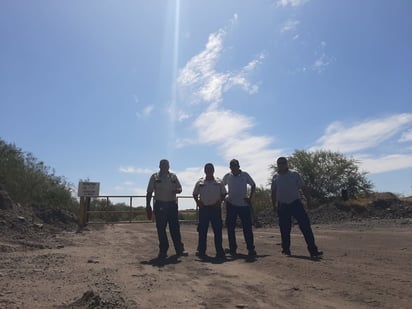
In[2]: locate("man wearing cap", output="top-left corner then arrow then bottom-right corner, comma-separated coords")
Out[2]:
222,159 -> 257,258
146,159 -> 187,259
271,156 -> 323,259
193,163 -> 227,259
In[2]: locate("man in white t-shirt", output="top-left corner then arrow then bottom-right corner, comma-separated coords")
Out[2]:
271,157 -> 323,259
222,159 -> 257,258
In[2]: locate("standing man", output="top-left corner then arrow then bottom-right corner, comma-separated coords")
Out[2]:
271,156 -> 323,259
193,163 -> 227,259
222,159 -> 257,257
146,159 -> 187,259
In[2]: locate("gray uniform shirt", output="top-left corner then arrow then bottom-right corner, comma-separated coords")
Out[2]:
271,170 -> 304,204
147,172 -> 181,202
193,177 -> 226,206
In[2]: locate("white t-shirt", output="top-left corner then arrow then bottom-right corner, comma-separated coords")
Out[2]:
222,171 -> 255,207
271,170 -> 304,204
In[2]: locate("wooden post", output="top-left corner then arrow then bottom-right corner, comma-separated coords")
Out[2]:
79,196 -> 85,227
86,197 -> 91,224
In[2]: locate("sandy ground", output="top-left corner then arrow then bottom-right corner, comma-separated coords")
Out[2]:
1,221 -> 411,309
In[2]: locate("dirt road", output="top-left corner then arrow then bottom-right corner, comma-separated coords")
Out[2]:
1,221 -> 411,308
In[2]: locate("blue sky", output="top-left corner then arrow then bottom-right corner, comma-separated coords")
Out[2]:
1,0 -> 412,209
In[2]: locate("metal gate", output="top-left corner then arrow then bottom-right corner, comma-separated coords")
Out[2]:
78,195 -> 198,226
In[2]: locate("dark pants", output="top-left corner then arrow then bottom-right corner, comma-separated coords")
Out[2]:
154,201 -> 185,255
225,202 -> 255,252
198,207 -> 224,255
277,199 -> 318,255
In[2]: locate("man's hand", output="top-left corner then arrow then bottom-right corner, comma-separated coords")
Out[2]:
145,205 -> 153,220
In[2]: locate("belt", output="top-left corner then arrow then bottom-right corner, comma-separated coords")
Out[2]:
155,200 -> 176,204
202,202 -> 220,207
279,199 -> 300,206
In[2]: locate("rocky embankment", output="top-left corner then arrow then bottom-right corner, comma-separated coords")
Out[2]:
255,192 -> 412,227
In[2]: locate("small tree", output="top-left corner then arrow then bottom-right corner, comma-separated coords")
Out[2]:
270,150 -> 373,203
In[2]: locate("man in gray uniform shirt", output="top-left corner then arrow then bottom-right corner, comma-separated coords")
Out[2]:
193,163 -> 227,259
271,156 -> 323,259
146,159 -> 187,259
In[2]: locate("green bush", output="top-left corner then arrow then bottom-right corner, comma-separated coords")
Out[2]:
269,150 -> 373,204
0,138 -> 78,211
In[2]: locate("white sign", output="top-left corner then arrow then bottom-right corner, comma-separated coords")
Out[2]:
78,182 -> 100,197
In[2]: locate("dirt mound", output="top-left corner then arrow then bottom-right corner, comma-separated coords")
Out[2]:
60,290 -> 129,309
32,203 -> 77,226
309,193 -> 412,224
0,190 -> 78,252
254,192 -> 412,226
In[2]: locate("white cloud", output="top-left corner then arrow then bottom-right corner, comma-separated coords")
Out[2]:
358,154 -> 412,174
175,17 -> 280,190
175,138 -> 196,149
311,53 -> 331,73
191,108 -> 282,187
143,105 -> 154,116
136,104 -> 154,118
281,19 -> 300,33
276,0 -> 308,7
177,111 -> 190,122
177,19 -> 262,106
399,129 -> 412,142
193,109 -> 254,144
119,166 -> 154,174
312,113 -> 412,153
177,31 -> 225,100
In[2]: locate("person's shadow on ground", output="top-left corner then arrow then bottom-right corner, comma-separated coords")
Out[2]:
195,255 -> 229,264
228,253 -> 270,263
286,254 -> 323,262
140,255 -> 182,268
196,253 -> 270,264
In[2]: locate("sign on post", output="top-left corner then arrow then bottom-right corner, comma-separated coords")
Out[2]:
78,182 -> 100,197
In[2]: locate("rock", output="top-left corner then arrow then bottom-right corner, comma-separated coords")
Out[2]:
33,223 -> 44,229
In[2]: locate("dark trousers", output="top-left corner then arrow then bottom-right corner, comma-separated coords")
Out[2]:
225,202 -> 255,252
198,207 -> 224,255
277,199 -> 318,255
154,201 -> 185,254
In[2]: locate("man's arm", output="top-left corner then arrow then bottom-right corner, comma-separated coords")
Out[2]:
271,175 -> 277,211
245,173 -> 256,203
249,184 -> 256,200
192,182 -> 202,207
174,174 -> 182,194
296,172 -> 312,208
146,191 -> 152,208
146,174 -> 155,208
301,186 -> 312,208
271,190 -> 277,212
